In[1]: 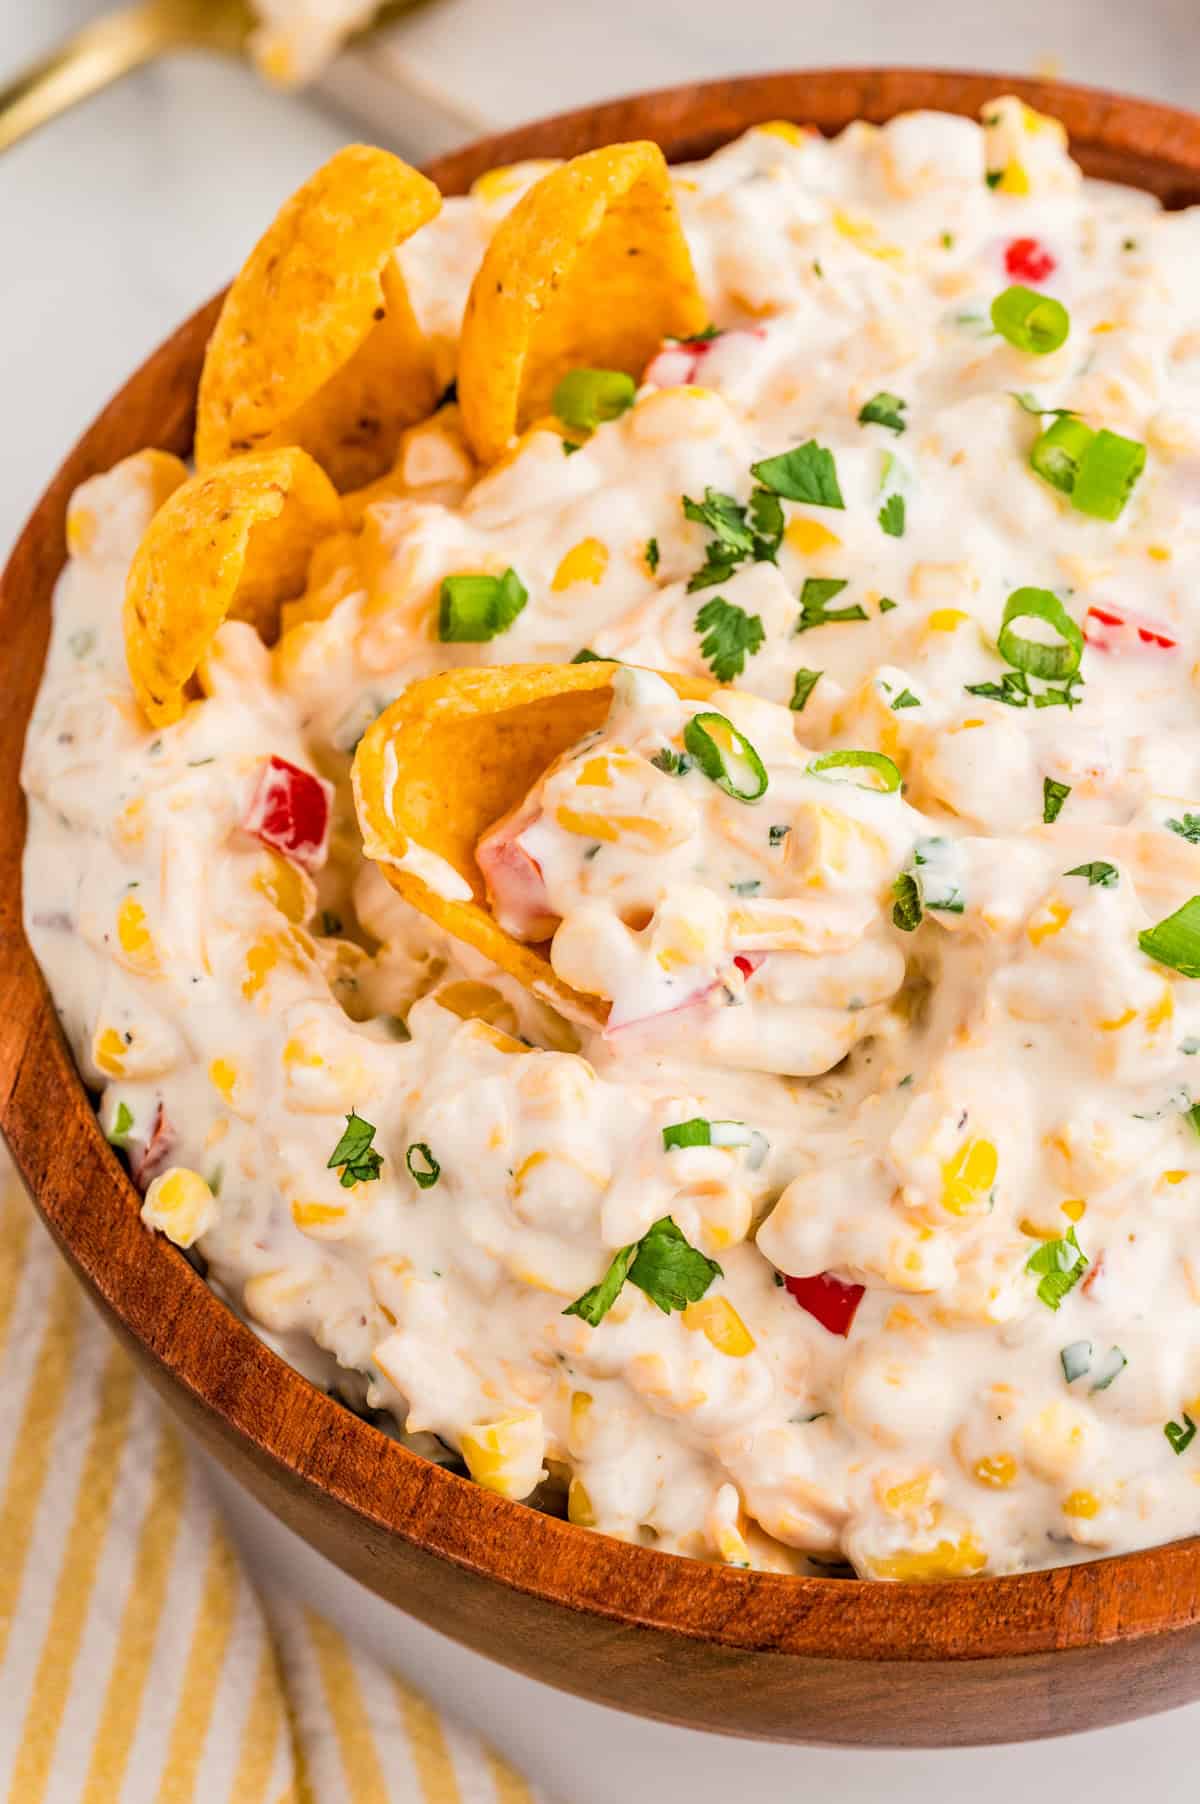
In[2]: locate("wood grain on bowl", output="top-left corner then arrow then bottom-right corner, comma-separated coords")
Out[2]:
3,70 -> 1200,1748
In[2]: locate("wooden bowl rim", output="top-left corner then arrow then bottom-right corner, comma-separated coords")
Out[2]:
4,66 -> 1200,1668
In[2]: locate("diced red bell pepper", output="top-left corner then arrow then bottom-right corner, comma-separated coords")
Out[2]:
242,755 -> 333,872
642,327 -> 766,390
783,1270 -> 865,1336
1083,605 -> 1177,655
129,1100 -> 175,1192
1004,236 -> 1057,285
477,813 -> 560,941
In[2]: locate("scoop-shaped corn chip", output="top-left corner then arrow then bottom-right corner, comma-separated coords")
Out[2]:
352,662 -> 714,1027
195,146 -> 442,490
457,143 -> 707,465
124,448 -> 341,728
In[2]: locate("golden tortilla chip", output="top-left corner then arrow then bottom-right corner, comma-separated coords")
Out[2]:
457,142 -> 708,465
124,448 -> 342,727
194,146 -> 442,490
352,662 -> 714,1027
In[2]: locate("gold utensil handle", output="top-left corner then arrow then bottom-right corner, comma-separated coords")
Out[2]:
0,0 -> 250,156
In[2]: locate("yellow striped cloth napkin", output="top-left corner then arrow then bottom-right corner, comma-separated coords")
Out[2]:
0,1158 -> 550,1804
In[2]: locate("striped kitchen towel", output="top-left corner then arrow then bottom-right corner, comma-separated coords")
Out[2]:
0,1159 -> 550,1804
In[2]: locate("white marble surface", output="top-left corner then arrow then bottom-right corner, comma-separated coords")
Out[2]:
4,2 -> 1200,1794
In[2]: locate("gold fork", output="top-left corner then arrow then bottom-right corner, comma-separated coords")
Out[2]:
0,0 -> 430,155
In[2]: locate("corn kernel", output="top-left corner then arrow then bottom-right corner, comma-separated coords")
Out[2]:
1063,1489 -> 1102,1519
878,1473 -> 932,1516
1146,985 -> 1175,1032
291,1200 -> 349,1233
869,1534 -> 986,1581
460,1409 -> 546,1501
93,1026 -> 128,1078
116,897 -> 160,976
755,119 -> 812,145
925,608 -> 969,633
552,538 -> 609,591
833,209 -> 905,266
243,936 -> 280,1000
785,517 -> 843,557
682,1296 -> 756,1357
254,852 -> 310,925
940,1138 -> 997,1218
1027,900 -> 1071,947
554,805 -> 677,850
209,1058 -> 238,1104
1061,1198 -> 1086,1222
434,981 -> 519,1036
993,161 -> 1031,195
470,159 -> 557,204
974,1453 -> 1018,1489
567,1476 -> 596,1526
141,1167 -> 215,1248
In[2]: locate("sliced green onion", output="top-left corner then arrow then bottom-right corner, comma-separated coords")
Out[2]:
405,1142 -> 440,1189
1043,777 -> 1071,824
1165,1412 -> 1197,1455
912,837 -> 965,914
1091,1345 -> 1127,1392
662,1117 -> 711,1151
106,1100 -> 134,1146
1139,896 -> 1200,978
997,587 -> 1082,681
807,749 -> 901,793
991,284 -> 1070,355
1072,428 -> 1146,522
1060,1340 -> 1092,1383
439,568 -> 527,642
1031,414 -> 1095,495
892,873 -> 923,932
552,368 -> 637,430
1026,1226 -> 1087,1310
683,712 -> 768,803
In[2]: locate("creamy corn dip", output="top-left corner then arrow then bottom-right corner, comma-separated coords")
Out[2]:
24,100 -> 1200,1578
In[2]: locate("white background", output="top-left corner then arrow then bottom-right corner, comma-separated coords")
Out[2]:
3,2 -> 1200,1795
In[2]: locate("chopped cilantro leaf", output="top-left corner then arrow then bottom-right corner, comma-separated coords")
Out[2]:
651,747 -> 691,776
561,439 -> 583,456
1043,778 -> 1071,824
796,577 -> 866,634
1064,862 -> 1118,888
694,597 -> 765,683
789,667 -> 823,712
891,688 -> 920,710
878,597 -> 898,614
1166,1413 -> 1198,1455
858,391 -> 908,434
563,1216 -> 722,1325
1167,814 -> 1200,845
328,1111 -> 383,1188
1026,1227 -> 1087,1310
878,493 -> 906,538
645,536 -> 660,573
751,440 -> 844,510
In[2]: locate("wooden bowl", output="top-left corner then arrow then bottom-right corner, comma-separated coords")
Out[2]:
4,69 -> 1200,1749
